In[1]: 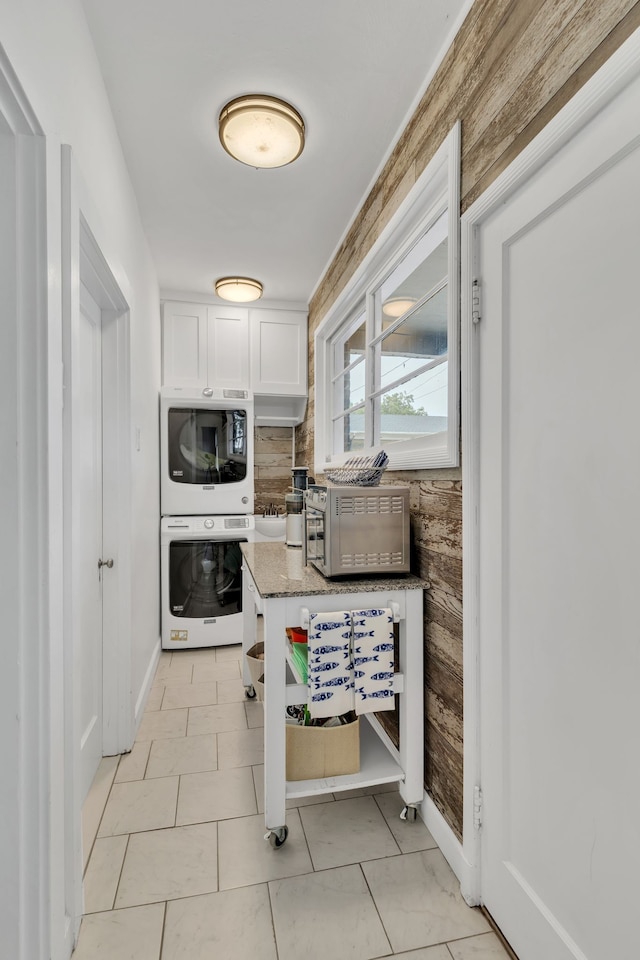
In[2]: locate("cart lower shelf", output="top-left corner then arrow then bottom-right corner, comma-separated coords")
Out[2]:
285,714 -> 404,799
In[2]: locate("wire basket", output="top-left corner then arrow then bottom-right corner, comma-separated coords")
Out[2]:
324,451 -> 389,486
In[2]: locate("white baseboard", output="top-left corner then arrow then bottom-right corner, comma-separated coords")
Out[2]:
133,637 -> 162,732
420,792 -> 480,905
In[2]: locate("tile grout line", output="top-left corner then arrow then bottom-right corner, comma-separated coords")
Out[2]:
84,758 -> 120,874
142,737 -> 152,780
295,803 -> 316,871
371,793 -> 403,858
216,820 -> 220,901
266,880 -> 283,960
110,831 -> 132,913
157,900 -> 168,960
174,770 -> 182,828
356,861 -> 394,957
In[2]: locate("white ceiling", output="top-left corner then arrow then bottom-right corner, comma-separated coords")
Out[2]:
81,0 -> 470,304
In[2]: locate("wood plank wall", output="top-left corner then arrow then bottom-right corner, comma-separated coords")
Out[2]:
254,426 -> 293,514
296,0 -> 640,840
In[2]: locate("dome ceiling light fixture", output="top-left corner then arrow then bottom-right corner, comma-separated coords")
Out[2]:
382,296 -> 417,318
215,276 -> 263,303
218,94 -> 305,168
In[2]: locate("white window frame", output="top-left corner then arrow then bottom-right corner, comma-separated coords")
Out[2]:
315,122 -> 460,472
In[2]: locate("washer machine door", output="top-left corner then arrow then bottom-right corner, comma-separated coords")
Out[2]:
168,537 -> 244,620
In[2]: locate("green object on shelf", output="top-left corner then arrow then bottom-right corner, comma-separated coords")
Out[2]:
290,641 -> 308,683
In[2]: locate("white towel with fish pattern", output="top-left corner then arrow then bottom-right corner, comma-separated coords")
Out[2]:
307,611 -> 355,719
352,607 -> 395,715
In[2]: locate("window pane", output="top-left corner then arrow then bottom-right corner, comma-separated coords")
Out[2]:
333,314 -> 366,425
379,361 -> 448,444
334,317 -> 366,375
333,412 -> 366,453
335,359 -> 365,411
380,219 -> 448,323
380,284 -> 447,393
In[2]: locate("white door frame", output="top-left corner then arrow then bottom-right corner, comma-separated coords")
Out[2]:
61,145 -> 133,942
459,26 -> 640,906
0,45 -> 54,960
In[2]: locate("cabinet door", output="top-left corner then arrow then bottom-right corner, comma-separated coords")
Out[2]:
162,301 -> 207,387
207,305 -> 249,389
250,309 -> 307,395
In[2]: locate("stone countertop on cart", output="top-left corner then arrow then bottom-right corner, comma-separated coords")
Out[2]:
240,541 -> 428,599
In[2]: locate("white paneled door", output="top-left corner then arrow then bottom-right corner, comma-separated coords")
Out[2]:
474,55 -> 640,960
77,281 -> 104,804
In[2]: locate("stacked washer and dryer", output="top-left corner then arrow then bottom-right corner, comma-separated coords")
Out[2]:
160,386 -> 258,649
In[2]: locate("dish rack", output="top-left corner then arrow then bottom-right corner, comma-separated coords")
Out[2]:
324,451 -> 389,486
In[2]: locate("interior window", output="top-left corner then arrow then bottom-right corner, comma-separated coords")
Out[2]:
314,123 -> 460,471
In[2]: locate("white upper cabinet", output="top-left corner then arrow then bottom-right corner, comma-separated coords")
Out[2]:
161,301 -> 208,388
206,305 -> 249,390
162,301 -> 249,390
250,308 -> 307,396
162,299 -> 308,424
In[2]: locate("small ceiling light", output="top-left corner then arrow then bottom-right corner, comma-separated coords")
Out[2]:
218,94 -> 305,168
382,296 -> 417,318
215,276 -> 263,302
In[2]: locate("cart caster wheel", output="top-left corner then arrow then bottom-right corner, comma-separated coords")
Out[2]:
267,826 -> 289,849
400,805 -> 417,822
244,685 -> 256,700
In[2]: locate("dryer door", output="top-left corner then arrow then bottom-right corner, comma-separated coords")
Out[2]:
167,406 -> 248,486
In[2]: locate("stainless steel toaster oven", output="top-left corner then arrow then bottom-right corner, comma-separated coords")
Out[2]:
303,484 -> 410,577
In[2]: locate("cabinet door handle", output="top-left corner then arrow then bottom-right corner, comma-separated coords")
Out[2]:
98,558 -> 114,569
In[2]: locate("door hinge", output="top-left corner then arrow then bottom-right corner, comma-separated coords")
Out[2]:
472,279 -> 481,324
473,784 -> 483,831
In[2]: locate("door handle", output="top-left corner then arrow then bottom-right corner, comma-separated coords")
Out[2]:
98,558 -> 114,569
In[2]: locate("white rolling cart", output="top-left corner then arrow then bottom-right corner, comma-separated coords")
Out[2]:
240,541 -> 426,848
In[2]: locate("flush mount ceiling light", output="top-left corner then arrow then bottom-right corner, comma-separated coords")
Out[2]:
218,94 -> 305,168
382,296 -> 417,318
215,276 -> 263,302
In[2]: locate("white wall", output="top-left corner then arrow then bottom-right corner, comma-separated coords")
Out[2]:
0,0 -> 161,720
0,1 -> 161,956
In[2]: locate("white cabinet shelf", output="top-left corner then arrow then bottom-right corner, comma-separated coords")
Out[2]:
253,396 -> 307,428
285,716 -> 404,799
283,641 -> 405,796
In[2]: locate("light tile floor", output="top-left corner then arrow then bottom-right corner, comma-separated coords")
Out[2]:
74,645 -> 512,960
